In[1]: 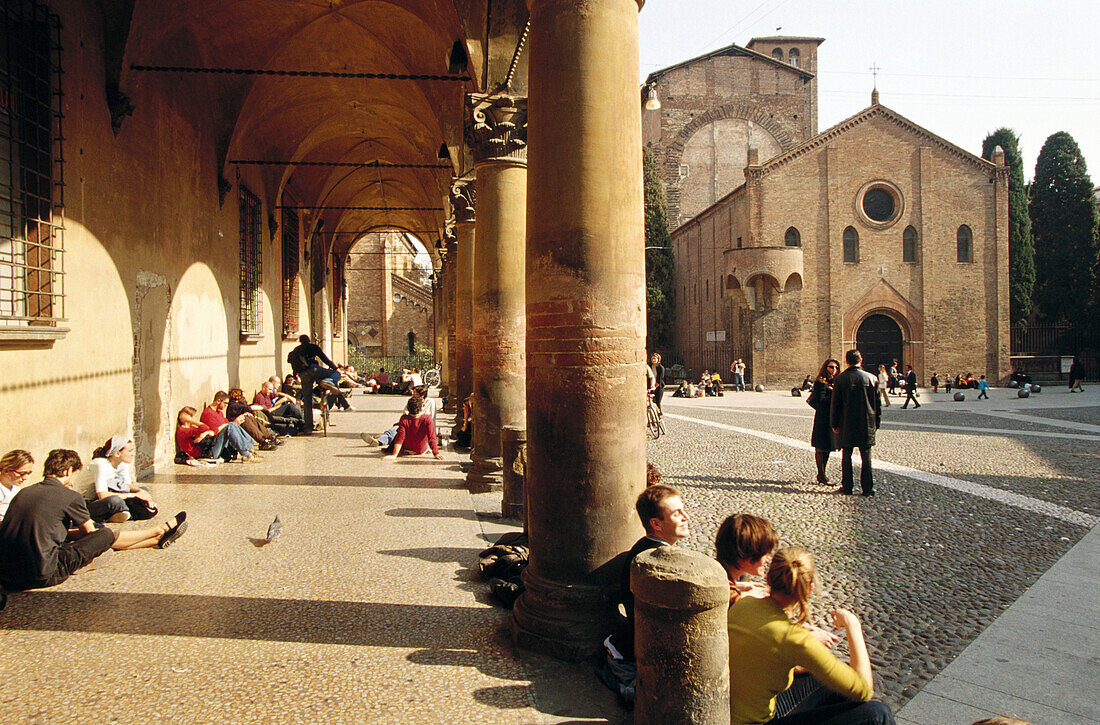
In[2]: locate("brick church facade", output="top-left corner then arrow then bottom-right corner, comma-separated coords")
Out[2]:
647,38 -> 1010,386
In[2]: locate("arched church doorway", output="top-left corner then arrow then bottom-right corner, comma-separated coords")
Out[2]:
856,314 -> 903,375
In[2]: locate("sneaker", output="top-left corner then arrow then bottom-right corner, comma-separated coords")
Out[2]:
344,404 -> 356,411
238,453 -> 264,463
259,440 -> 278,451
107,511 -> 131,524
360,432 -> 377,445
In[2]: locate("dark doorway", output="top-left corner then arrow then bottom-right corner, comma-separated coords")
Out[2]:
856,314 -> 903,375
407,331 -> 416,354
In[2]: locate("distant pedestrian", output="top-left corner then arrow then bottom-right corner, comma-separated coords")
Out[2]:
830,350 -> 882,496
1068,357 -> 1085,392
977,375 -> 989,400
808,359 -> 840,485
887,360 -> 899,395
731,359 -> 746,392
901,364 -> 920,409
930,373 -> 939,393
876,365 -> 891,408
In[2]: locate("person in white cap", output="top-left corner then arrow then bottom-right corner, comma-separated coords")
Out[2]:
79,436 -> 158,523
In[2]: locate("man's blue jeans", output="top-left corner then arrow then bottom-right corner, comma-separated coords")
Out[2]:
206,422 -> 254,458
733,373 -> 745,391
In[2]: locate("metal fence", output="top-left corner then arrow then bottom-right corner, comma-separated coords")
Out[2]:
347,349 -> 435,375
1010,322 -> 1097,380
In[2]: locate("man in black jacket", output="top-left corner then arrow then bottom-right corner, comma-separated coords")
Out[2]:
901,364 -> 921,409
830,349 -> 882,496
288,335 -> 350,431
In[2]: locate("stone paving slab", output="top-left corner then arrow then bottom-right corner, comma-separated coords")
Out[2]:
897,521 -> 1100,725
0,391 -> 626,724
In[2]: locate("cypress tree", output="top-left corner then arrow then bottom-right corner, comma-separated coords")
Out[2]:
1029,132 -> 1099,325
982,129 -> 1035,323
643,145 -> 675,352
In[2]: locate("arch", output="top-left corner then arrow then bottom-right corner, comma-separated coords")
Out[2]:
843,226 -> 859,263
856,314 -> 904,375
788,48 -> 800,67
843,279 -> 926,384
903,225 -> 918,263
784,272 -> 803,292
407,330 -> 416,354
784,226 -> 801,247
662,101 -> 798,226
957,224 -> 973,263
771,48 -> 783,60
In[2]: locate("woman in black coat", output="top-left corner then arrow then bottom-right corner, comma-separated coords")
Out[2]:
808,358 -> 840,485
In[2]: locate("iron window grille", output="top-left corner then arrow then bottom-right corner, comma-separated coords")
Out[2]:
281,205 -> 299,337
0,1 -> 65,330
238,185 -> 263,338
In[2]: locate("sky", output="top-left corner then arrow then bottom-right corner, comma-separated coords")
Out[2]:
638,0 -> 1100,183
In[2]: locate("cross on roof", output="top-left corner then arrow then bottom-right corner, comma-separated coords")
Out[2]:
869,63 -> 881,88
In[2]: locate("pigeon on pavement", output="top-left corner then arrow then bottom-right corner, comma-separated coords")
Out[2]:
266,515 -> 282,543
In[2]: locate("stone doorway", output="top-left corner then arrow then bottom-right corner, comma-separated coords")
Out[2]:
857,313 -> 903,376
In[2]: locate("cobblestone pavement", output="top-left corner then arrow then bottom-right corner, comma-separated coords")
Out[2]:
649,387 -> 1100,713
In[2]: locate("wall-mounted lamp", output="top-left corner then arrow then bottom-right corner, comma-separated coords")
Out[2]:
644,85 -> 661,111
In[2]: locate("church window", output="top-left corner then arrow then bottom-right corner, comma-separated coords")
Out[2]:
903,226 -> 918,263
788,48 -> 800,67
856,180 -> 903,229
843,226 -> 859,263
239,185 -> 263,339
862,188 -> 895,222
771,48 -> 783,60
957,225 -> 973,263
706,279 -> 709,301
784,227 -> 801,247
737,236 -> 743,249
0,2 -> 65,333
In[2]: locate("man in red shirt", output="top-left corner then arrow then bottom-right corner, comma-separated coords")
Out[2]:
382,397 -> 443,460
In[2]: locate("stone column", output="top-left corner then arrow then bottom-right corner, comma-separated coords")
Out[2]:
633,547 -> 730,725
434,263 -> 449,400
451,180 -> 476,407
444,231 -> 459,411
466,93 -> 528,492
512,0 -> 647,660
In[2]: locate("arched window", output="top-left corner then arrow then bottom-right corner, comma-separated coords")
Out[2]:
903,225 -> 918,263
785,227 -> 801,247
771,48 -> 783,60
788,48 -> 800,67
957,225 -> 973,263
407,330 -> 416,354
843,226 -> 859,263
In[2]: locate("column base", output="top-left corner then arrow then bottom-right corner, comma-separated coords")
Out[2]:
465,456 -> 503,493
510,569 -> 615,662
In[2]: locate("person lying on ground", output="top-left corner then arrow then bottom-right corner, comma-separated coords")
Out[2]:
0,449 -> 189,596
207,390 -> 278,450
176,406 -> 262,463
80,436 -> 158,524
254,379 -> 304,434
382,396 -> 443,460
0,449 -> 34,523
728,546 -> 894,725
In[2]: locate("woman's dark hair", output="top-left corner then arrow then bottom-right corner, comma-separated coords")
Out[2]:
228,388 -> 246,401
645,462 -> 662,487
405,396 -> 424,416
0,449 -> 33,473
715,513 -> 778,572
43,449 -> 82,478
817,358 -> 840,381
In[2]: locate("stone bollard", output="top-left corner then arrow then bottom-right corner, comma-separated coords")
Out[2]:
632,546 -> 730,725
500,425 -> 527,528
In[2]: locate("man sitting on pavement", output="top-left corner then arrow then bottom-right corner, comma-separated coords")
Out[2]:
0,449 -> 187,607
254,379 -> 305,434
380,396 -> 443,460
600,482 -> 691,706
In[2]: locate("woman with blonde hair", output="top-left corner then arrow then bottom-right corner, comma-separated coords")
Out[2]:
727,547 -> 894,724
0,450 -> 34,522
876,364 -> 891,407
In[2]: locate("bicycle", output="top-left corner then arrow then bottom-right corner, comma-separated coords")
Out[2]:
646,391 -> 666,440
422,361 -> 443,388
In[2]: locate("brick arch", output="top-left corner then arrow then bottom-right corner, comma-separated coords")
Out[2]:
843,280 -> 926,383
663,102 -> 796,226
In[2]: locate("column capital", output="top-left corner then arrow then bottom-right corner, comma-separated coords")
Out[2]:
466,93 -> 528,164
450,178 -> 476,224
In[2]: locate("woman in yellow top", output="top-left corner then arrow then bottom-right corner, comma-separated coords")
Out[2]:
727,547 -> 894,724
